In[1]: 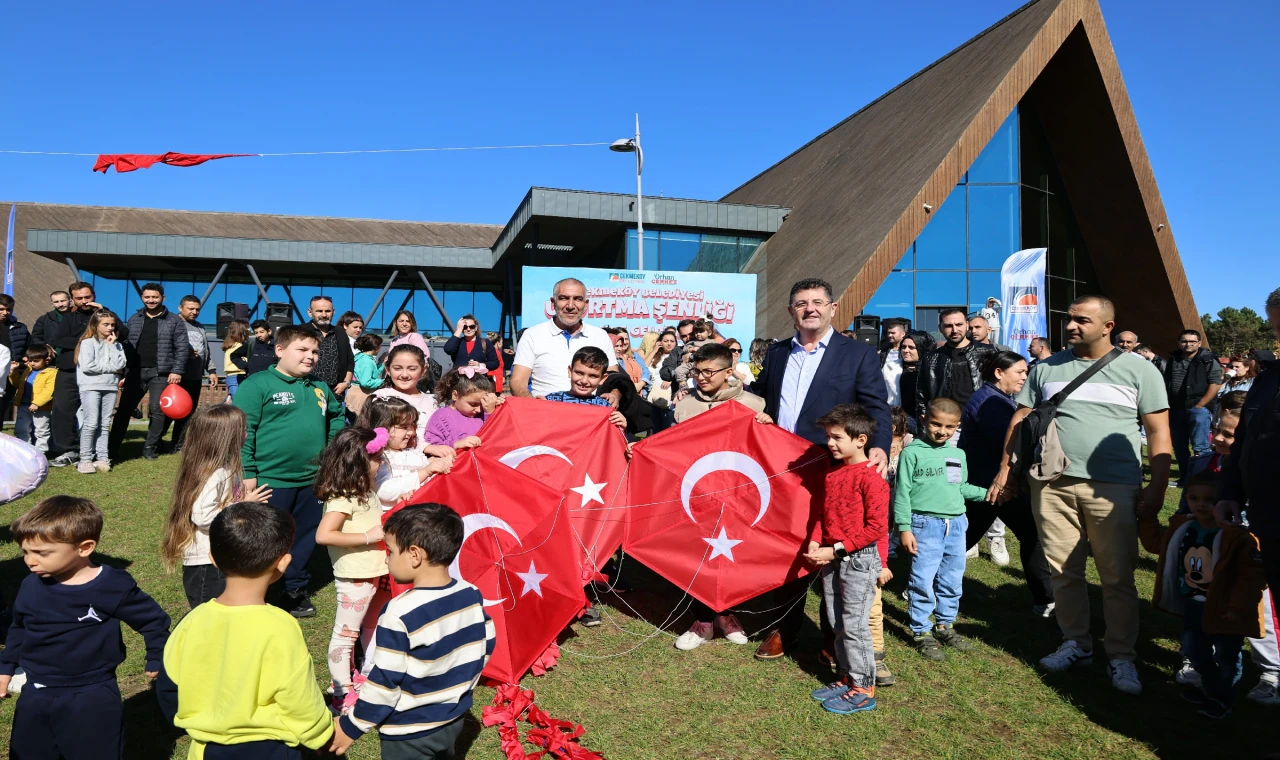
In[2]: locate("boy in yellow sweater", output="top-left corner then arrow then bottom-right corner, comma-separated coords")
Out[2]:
158,502 -> 333,759
14,345 -> 57,452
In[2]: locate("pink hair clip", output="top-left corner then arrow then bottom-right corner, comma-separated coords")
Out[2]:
367,427 -> 390,455
457,366 -> 482,378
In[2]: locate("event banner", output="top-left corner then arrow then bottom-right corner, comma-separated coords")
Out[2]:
1000,247 -> 1048,357
521,266 -> 757,345
4,204 -> 14,297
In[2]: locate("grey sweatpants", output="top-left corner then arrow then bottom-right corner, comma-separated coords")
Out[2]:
822,544 -> 881,688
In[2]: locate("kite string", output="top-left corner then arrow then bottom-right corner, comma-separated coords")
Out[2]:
0,142 -> 612,159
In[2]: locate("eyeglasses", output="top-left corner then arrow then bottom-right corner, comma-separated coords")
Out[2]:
729,348 -> 742,354
462,324 -> 477,330
1179,339 -> 1200,344
693,367 -> 731,379
790,300 -> 831,310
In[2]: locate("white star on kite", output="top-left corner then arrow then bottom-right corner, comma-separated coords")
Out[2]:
703,528 -> 744,562
569,473 -> 607,506
515,562 -> 549,597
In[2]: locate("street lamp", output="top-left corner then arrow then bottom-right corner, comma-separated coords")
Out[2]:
610,113 -> 644,270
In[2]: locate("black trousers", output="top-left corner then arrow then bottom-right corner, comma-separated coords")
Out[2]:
182,564 -> 227,609
770,576 -> 832,646
964,496 -> 1054,606
11,680 -> 123,760
108,367 -> 170,459
49,369 -> 80,456
267,486 -> 322,593
166,356 -> 206,449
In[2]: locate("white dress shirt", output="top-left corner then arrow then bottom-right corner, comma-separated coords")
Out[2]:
777,326 -> 833,434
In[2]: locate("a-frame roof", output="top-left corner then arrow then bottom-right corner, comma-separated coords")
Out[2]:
723,0 -> 1198,344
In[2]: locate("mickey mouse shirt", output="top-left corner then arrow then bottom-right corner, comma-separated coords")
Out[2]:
1178,525 -> 1220,601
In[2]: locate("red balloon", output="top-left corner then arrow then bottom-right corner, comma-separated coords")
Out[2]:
159,384 -> 193,420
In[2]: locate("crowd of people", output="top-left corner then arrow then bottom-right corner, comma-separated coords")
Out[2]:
0,274 -> 1278,758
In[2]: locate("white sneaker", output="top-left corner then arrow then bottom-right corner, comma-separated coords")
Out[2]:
674,622 -> 713,651
966,543 -> 980,560
1248,673 -> 1280,705
1174,659 -> 1202,687
988,536 -> 1010,567
1039,640 -> 1093,672
1032,602 -> 1056,618
7,669 -> 26,695
1109,659 -> 1142,695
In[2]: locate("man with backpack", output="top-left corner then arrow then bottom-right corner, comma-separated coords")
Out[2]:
987,295 -> 1170,696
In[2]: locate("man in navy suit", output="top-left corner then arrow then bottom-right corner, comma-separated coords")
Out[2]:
751,277 -> 892,660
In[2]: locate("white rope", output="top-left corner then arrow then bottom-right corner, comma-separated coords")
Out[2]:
0,142 -> 611,159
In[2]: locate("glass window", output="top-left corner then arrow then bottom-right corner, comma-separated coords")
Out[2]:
968,272 -> 1002,316
864,271 -> 913,321
87,273 -> 130,319
163,278 -> 195,305
351,287 -> 382,326
737,237 -> 762,272
968,108 -> 1019,184
442,290 -> 473,334
657,231 -> 700,272
323,285 -> 354,318
913,185 -> 966,269
473,292 -> 502,336
968,185 -> 1020,270
625,230 -> 660,270
378,289 -> 413,333
224,283 -> 261,319
290,285 -> 326,323
691,234 -> 738,273
915,271 -> 966,307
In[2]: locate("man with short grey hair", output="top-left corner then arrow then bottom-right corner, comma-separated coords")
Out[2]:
511,277 -> 617,398
1116,331 -> 1139,352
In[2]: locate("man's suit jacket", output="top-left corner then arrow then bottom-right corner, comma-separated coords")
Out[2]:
754,330 -> 892,453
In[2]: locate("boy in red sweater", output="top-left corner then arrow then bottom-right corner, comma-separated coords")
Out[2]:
805,404 -> 889,715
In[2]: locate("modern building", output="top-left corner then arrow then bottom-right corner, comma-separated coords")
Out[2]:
6,0 -> 1198,348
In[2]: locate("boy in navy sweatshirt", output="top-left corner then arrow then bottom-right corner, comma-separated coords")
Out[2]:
0,496 -> 171,760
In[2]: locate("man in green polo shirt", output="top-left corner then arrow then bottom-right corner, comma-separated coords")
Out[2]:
989,295 -> 1171,696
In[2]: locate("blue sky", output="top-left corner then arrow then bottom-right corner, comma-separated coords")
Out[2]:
1,0 -> 1274,317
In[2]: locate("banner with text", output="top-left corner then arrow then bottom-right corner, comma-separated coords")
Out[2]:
521,266 -> 757,345
3,204 -> 14,297
1000,247 -> 1048,358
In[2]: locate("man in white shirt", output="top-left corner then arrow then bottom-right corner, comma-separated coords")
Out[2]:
511,278 -> 618,398
879,318 -> 907,406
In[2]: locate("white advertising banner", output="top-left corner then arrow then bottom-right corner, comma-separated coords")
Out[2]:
1000,247 -> 1048,358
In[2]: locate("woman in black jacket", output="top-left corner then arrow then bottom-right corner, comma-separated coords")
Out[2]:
442,314 -> 499,372
897,335 -> 925,423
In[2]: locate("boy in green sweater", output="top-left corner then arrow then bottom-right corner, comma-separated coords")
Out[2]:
894,397 -> 988,661
234,325 -> 344,618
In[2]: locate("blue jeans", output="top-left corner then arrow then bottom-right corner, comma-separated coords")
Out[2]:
906,512 -> 968,635
1170,407 -> 1212,480
1182,598 -> 1243,704
224,373 -> 240,399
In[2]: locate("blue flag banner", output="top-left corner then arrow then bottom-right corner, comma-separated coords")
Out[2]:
521,266 -> 757,346
1000,247 -> 1047,358
3,204 -> 14,297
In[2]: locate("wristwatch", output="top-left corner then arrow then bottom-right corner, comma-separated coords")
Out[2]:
832,541 -> 848,560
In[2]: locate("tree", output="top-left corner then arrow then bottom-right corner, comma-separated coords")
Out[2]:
1201,307 -> 1275,356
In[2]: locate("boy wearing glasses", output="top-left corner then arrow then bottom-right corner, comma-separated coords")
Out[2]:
674,343 -> 771,424
672,342 -> 773,651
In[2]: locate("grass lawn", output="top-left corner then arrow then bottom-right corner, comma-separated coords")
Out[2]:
0,432 -> 1273,759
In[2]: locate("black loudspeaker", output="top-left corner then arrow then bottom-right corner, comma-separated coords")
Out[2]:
215,302 -> 249,339
266,302 -> 293,333
853,314 -> 881,346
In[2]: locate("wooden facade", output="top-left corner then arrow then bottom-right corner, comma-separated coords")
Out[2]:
722,0 -> 1199,347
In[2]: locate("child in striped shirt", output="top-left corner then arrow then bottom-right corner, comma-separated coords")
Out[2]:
331,503 -> 495,759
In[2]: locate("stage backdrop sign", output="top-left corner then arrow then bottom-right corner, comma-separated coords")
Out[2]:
1000,247 -> 1048,358
521,266 -> 757,344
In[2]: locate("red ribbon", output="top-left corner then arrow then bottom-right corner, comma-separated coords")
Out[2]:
484,682 -> 604,760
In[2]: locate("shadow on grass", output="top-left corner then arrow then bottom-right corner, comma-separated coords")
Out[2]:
957,571 -> 1273,760
123,685 -> 181,760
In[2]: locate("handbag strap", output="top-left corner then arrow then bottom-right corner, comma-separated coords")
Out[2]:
1046,347 -> 1124,407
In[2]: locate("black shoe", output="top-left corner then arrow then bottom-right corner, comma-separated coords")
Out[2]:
131,407 -> 143,419
1197,698 -> 1231,719
580,605 -> 602,627
915,634 -> 945,661
143,449 -> 159,461
1181,686 -> 1209,706
278,590 -> 316,618
933,624 -> 974,652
